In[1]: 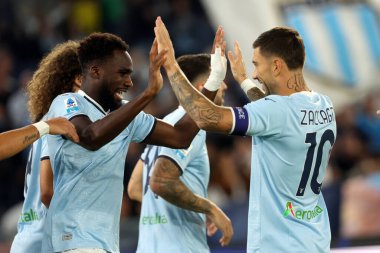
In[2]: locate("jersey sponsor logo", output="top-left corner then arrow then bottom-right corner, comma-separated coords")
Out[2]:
175,144 -> 193,159
141,213 -> 168,225
264,97 -> 276,102
65,97 -> 79,113
62,233 -> 73,241
283,201 -> 323,221
19,208 -> 40,223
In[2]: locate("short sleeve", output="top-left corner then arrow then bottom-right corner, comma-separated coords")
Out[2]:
47,93 -> 88,120
40,135 -> 49,160
244,96 -> 287,137
128,111 -> 156,143
157,132 -> 205,174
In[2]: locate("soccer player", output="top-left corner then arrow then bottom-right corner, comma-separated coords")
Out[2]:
0,118 -> 78,161
42,30 -> 224,253
155,17 -> 337,253
128,53 -> 232,253
10,40 -> 82,253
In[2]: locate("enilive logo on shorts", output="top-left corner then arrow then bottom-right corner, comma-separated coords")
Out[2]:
283,201 -> 323,221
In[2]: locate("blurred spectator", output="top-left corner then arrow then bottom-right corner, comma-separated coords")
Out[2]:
355,94 -> 380,155
340,157 -> 380,246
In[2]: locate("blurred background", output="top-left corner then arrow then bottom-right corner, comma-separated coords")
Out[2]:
0,0 -> 380,252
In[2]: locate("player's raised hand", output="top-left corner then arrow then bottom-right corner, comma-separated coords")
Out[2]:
377,110 -> 380,115
46,117 -> 79,142
203,26 -> 227,92
211,26 -> 227,55
228,41 -> 248,84
207,203 -> 233,247
147,38 -> 167,96
154,16 -> 175,70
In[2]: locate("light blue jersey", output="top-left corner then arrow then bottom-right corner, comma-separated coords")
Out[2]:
10,133 -> 49,253
233,91 -> 336,253
42,90 -> 155,253
137,107 -> 210,253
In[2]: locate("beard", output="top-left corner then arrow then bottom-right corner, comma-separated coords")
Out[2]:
99,81 -> 120,111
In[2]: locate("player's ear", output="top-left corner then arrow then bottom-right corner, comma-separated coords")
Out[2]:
272,58 -> 282,77
89,66 -> 101,80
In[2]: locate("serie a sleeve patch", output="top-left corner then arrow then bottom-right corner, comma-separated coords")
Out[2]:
64,97 -> 79,113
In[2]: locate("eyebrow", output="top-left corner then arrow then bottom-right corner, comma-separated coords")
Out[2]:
118,68 -> 133,74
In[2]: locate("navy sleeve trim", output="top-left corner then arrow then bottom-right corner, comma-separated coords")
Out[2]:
84,96 -> 106,115
157,155 -> 183,175
68,113 -> 88,121
141,118 -> 157,143
230,107 -> 249,136
40,156 -> 50,161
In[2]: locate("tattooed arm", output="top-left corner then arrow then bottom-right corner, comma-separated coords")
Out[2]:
0,117 -> 78,161
166,69 -> 233,133
154,17 -> 233,134
150,156 -> 233,246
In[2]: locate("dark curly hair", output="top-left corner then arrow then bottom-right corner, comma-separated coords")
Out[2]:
177,54 -> 210,84
253,27 -> 305,70
78,32 -> 129,72
27,40 -> 81,122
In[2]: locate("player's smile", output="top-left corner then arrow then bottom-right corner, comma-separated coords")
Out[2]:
114,88 -> 128,101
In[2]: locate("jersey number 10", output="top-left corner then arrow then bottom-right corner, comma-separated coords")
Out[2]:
296,129 -> 335,196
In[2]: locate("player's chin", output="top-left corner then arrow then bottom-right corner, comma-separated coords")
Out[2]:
114,91 -> 125,101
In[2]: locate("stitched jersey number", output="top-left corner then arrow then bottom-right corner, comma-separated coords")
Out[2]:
296,129 -> 335,196
24,145 -> 34,195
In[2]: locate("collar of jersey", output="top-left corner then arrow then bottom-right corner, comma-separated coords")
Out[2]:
77,89 -> 109,115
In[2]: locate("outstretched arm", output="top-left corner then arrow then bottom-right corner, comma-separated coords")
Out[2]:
70,40 -> 167,151
154,17 -> 233,134
144,26 -> 229,148
150,157 -> 233,246
0,117 -> 78,161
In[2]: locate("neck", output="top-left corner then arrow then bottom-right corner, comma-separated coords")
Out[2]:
281,71 -> 309,95
81,81 -> 112,111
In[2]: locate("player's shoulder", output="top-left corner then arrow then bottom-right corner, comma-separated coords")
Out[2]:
245,95 -> 287,111
51,92 -> 82,104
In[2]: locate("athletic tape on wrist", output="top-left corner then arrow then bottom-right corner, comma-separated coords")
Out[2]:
32,121 -> 50,137
240,79 -> 257,94
204,47 -> 227,91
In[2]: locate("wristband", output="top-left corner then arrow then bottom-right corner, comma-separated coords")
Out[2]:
240,79 -> 258,94
32,121 -> 50,137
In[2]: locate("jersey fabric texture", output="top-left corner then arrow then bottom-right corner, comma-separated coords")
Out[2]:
137,107 -> 210,253
42,90 -> 155,253
233,91 -> 336,253
10,133 -> 49,253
